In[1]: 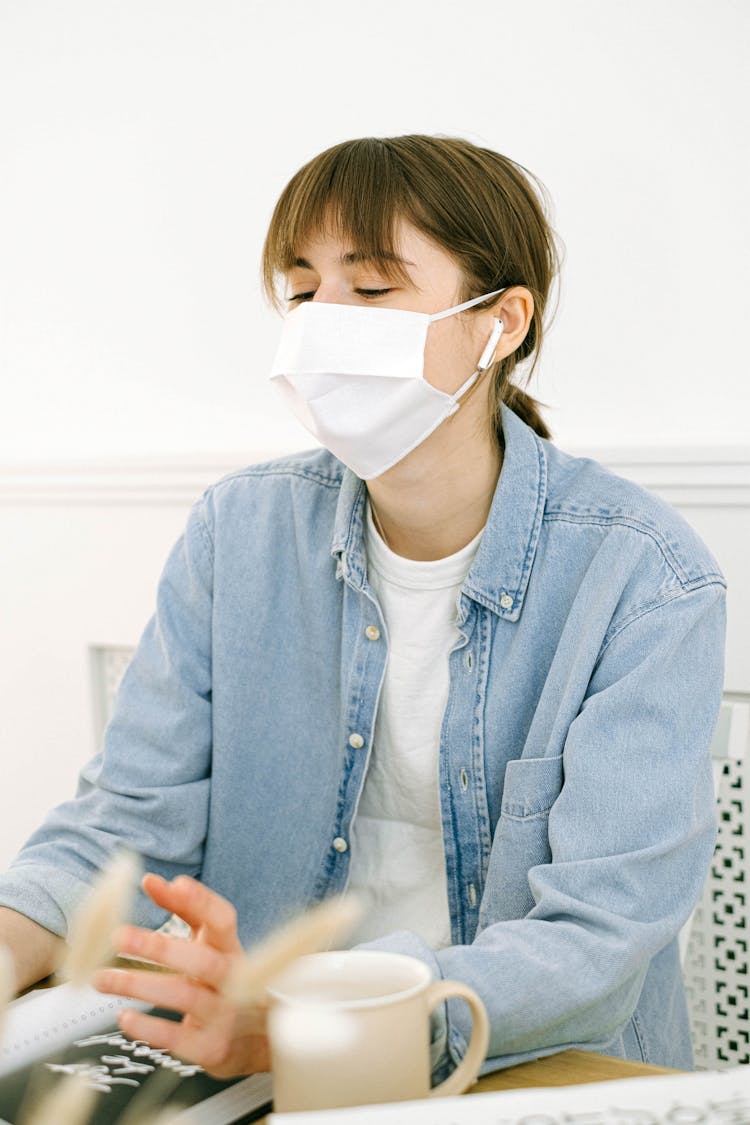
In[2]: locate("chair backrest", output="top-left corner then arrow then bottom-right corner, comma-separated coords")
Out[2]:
89,644 -> 136,750
89,642 -> 191,938
682,692 -> 750,1069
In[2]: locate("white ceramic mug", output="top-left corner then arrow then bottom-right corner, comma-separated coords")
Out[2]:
267,950 -> 490,1113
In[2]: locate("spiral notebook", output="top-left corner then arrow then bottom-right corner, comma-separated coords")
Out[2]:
0,983 -> 272,1124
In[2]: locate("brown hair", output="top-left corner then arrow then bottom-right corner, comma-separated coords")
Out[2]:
261,135 -> 560,442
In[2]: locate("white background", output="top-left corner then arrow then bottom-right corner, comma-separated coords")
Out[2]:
0,0 -> 748,867
1,0 -> 748,461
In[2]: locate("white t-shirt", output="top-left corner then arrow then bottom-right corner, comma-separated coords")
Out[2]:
346,502 -> 484,950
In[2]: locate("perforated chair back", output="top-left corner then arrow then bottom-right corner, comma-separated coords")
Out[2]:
682,693 -> 750,1068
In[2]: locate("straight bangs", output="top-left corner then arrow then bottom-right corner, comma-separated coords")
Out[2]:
261,139 -> 418,309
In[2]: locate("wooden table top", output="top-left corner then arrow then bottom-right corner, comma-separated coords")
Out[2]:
256,1048 -> 676,1121
471,1047 -> 674,1091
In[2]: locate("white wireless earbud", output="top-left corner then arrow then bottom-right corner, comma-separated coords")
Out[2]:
477,318 -> 504,371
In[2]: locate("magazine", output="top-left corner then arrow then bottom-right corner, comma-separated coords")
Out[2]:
270,1066 -> 750,1125
0,983 -> 271,1124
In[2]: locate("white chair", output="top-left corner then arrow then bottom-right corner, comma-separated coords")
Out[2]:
89,642 -> 191,939
89,643 -> 137,750
682,692 -> 750,1069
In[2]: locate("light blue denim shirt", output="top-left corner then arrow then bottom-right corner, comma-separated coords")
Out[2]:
0,405 -> 726,1075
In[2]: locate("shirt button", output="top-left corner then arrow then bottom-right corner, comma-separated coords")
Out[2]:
500,593 -> 513,611
365,625 -> 381,641
348,733 -> 365,749
333,837 -> 348,853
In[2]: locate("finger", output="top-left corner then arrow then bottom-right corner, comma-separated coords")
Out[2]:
116,1008 -> 226,1075
140,873 -> 184,914
112,925 -> 231,989
116,1008 -> 202,1061
119,1008 -> 271,1077
93,966 -> 220,1024
142,874 -> 241,953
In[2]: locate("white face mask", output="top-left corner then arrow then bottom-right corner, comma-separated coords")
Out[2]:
268,288 -> 506,479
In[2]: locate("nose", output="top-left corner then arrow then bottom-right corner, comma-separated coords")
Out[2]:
311,279 -> 357,305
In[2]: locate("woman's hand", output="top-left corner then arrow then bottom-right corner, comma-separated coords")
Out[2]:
93,873 -> 269,1078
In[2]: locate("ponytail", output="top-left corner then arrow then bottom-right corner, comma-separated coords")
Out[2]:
499,385 -> 551,441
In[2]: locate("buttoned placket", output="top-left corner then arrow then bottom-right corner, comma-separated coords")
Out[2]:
320,543 -> 510,934
439,594 -> 496,945
311,534 -> 389,901
319,562 -> 495,941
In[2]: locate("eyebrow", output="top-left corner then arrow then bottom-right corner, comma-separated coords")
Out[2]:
292,252 -> 415,270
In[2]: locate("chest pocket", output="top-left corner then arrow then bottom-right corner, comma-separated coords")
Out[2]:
478,754 -> 564,928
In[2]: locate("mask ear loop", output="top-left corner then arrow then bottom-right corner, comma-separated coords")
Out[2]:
429,286 -> 507,322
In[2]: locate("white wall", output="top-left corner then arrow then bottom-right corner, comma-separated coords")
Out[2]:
1,0 -> 748,462
2,500 -> 189,869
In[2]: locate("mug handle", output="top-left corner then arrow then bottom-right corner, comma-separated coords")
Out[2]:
424,979 -> 491,1097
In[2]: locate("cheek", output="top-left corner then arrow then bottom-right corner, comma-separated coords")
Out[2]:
422,320 -> 478,393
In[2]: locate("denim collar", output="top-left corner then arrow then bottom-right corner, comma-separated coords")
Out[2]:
330,403 -> 548,621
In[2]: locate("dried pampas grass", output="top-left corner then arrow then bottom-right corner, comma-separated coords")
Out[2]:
19,1071 -> 97,1125
224,895 -> 361,1007
116,1106 -> 185,1125
108,1066 -> 183,1125
63,850 -> 142,987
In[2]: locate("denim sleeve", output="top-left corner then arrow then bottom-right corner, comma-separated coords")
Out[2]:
362,580 -> 726,1078
0,498 -> 215,936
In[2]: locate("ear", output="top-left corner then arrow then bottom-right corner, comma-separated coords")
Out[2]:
492,287 -> 535,360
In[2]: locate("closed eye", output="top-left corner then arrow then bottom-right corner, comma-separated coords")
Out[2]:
286,289 -> 394,303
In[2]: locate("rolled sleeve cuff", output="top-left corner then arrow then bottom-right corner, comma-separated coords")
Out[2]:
0,863 -> 94,938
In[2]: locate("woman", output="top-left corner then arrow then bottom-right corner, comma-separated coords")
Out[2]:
0,136 -> 726,1079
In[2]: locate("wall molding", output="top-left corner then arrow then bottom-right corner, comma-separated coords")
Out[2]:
1,447 -> 749,507
0,456 -> 261,505
568,447 -> 750,508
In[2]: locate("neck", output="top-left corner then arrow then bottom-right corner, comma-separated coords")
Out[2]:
366,421 -> 502,561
